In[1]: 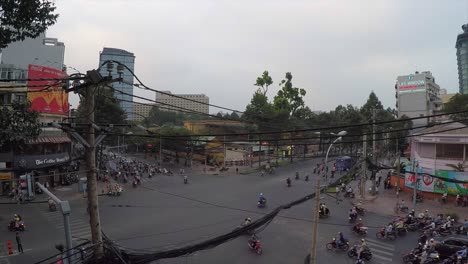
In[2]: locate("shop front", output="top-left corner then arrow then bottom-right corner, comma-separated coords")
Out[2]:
14,152 -> 71,187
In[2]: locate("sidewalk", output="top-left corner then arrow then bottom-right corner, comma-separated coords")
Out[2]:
352,178 -> 468,220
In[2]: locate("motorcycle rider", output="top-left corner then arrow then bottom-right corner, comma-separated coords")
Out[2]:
358,238 -> 368,259
258,193 -> 266,205
319,203 -> 328,216
184,175 -> 188,184
346,186 -> 353,197
286,177 -> 291,186
353,218 -> 364,233
409,209 -> 416,218
243,217 -> 252,226
336,232 -> 347,248
249,234 -> 260,249
385,223 -> 394,238
442,191 -> 448,203
349,208 -> 358,221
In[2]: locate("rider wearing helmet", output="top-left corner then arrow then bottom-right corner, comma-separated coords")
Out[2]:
337,232 -> 346,247
243,217 -> 252,226
258,193 -> 266,205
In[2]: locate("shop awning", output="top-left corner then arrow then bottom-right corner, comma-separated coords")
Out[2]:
28,136 -> 71,144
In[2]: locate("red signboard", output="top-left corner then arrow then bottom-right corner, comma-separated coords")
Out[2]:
27,64 -> 69,115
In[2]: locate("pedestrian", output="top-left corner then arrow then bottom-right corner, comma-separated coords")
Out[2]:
16,231 -> 23,254
236,168 -> 239,174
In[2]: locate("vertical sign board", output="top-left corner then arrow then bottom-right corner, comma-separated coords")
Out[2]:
27,64 -> 69,115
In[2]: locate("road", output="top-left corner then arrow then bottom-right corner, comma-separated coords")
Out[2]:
2,157 -> 420,264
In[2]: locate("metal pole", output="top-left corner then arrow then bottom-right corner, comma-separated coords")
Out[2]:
413,160 -> 418,209
223,135 -> 226,168
309,179 -> 321,264
396,139 -> 400,198
371,109 -> 377,194
36,183 -> 73,264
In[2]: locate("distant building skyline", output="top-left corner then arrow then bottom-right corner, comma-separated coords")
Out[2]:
155,91 -> 209,115
132,103 -> 154,122
99,47 -> 135,120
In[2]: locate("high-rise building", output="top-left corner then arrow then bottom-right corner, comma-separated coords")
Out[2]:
99,47 -> 135,119
1,33 -> 65,71
133,103 -> 154,122
456,24 -> 468,94
395,71 -> 442,130
155,91 -> 209,114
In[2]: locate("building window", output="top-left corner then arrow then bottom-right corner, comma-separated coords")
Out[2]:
436,144 -> 463,160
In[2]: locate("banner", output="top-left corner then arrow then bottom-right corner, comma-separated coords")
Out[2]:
27,64 -> 68,115
404,165 -> 468,195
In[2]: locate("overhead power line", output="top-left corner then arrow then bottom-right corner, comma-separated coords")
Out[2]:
0,76 -> 86,82
99,60 -> 245,114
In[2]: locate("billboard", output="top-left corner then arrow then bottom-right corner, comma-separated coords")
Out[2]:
27,64 -> 68,115
405,165 -> 468,195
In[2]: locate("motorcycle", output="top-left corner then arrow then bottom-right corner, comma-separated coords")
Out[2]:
257,199 -> 267,208
344,192 -> 355,198
287,180 -> 291,187
376,228 -> 396,240
8,221 -> 25,232
326,238 -> 349,251
184,177 -> 188,184
402,250 -> 420,264
352,226 -> 368,236
132,181 -> 137,188
424,252 -> 441,264
319,208 -> 330,219
356,207 -> 365,216
347,246 -> 372,260
396,227 -> 408,236
349,214 -> 358,223
248,237 -> 263,255
305,175 -> 309,181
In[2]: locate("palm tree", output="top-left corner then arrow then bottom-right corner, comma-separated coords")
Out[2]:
446,161 -> 468,172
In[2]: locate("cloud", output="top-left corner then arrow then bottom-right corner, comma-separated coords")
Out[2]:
47,0 -> 466,113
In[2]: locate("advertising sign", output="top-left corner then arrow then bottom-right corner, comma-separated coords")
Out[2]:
27,64 -> 68,115
14,152 -> 70,170
405,165 -> 468,195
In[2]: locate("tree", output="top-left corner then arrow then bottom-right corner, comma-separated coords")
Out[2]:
443,93 -> 468,123
273,72 -> 307,118
360,91 -> 384,121
0,100 -> 41,148
0,0 -> 59,48
243,91 -> 276,131
254,71 -> 273,96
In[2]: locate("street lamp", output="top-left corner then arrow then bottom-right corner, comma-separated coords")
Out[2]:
324,131 -> 347,166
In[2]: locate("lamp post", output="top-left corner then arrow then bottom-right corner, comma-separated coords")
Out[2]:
325,131 -> 347,166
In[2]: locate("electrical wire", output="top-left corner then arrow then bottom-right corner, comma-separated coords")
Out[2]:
98,60 -> 245,114
0,76 -> 86,83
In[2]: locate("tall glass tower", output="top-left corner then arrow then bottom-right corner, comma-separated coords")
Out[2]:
99,47 -> 135,119
456,24 -> 468,94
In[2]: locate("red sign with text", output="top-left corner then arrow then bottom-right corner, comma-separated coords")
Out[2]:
27,64 -> 69,115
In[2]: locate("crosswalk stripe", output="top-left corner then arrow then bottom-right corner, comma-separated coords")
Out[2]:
366,238 -> 395,249
369,247 -> 394,257
373,254 -> 393,262
367,242 -> 395,251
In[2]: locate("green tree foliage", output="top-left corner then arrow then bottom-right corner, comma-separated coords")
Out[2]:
0,0 -> 59,48
243,91 -> 275,131
443,93 -> 468,122
0,100 -> 41,148
254,71 -> 273,96
273,72 -> 307,118
143,107 -> 204,127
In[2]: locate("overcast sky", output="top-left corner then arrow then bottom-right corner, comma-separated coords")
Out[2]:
47,0 -> 468,113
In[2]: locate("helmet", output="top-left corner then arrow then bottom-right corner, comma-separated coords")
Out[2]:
425,209 -> 429,213
359,218 -> 362,221
260,193 -> 263,196
430,238 -> 434,243
247,217 -> 252,221
338,232 -> 342,235
361,239 -> 365,242
411,209 -> 415,212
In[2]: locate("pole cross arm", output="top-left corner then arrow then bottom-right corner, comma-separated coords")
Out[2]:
95,134 -> 107,147
35,183 -> 72,214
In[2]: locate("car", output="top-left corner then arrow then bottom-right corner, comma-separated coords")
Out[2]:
435,237 -> 468,259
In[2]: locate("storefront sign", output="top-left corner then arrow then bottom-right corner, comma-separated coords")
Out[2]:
0,172 -> 12,180
14,153 -> 70,170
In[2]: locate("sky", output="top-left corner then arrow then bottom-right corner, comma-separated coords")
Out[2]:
46,0 -> 468,113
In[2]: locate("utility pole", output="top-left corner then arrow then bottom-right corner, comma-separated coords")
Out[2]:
371,109 -> 377,194
83,80 -> 103,256
360,135 -> 367,198
413,159 -> 418,209
159,134 -> 162,166
396,139 -> 400,198
259,136 -> 262,168
309,179 -> 321,264
223,135 -> 226,168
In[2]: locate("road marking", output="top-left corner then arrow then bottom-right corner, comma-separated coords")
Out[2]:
369,247 -> 394,256
372,253 -> 393,262
366,238 -> 395,249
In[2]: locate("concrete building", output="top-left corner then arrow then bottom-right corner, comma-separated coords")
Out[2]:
405,122 -> 468,198
1,33 -> 65,71
156,91 -> 209,114
456,24 -> 468,94
395,71 -> 442,130
0,34 -> 71,196
99,47 -> 135,119
133,103 -> 154,122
